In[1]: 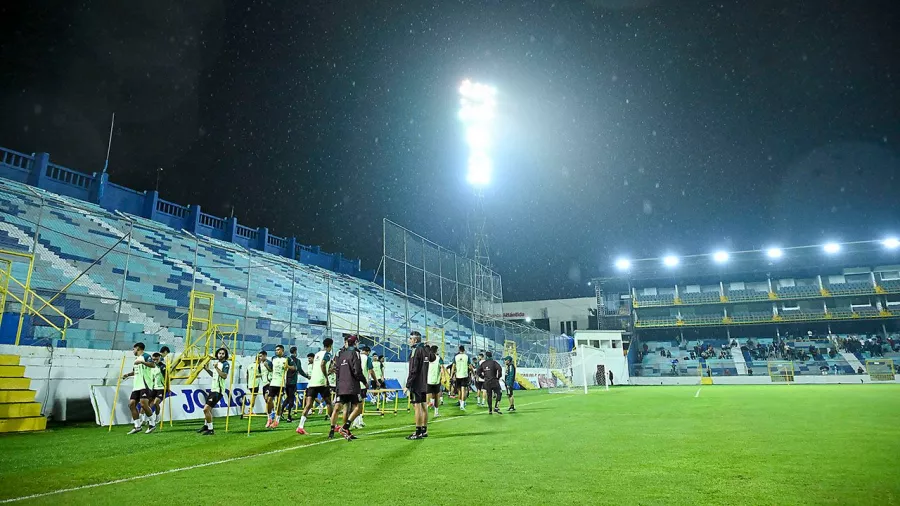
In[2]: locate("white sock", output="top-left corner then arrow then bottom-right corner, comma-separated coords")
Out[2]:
434,407 -> 439,415
140,413 -> 148,424
133,418 -> 141,428
208,422 -> 213,430
358,415 -> 364,424
461,400 -> 465,408
299,415 -> 307,429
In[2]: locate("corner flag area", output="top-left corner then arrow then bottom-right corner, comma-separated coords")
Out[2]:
1,386 -> 899,505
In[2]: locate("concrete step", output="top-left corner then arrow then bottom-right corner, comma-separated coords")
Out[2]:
0,390 -> 36,403
0,355 -> 20,366
0,378 -> 31,390
0,402 -> 41,418
0,365 -> 26,378
0,416 -> 47,433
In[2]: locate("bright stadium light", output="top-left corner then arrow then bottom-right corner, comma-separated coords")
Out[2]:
615,258 -> 632,271
459,79 -> 497,188
766,247 -> 783,259
712,250 -> 729,264
663,255 -> 679,267
883,237 -> 900,250
823,242 -> 841,254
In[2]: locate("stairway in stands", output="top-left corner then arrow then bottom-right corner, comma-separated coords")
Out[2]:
0,354 -> 46,433
731,345 -> 748,375
840,352 -> 865,373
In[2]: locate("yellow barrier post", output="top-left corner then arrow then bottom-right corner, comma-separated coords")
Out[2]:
246,356 -> 259,436
108,354 -> 127,432
224,349 -> 238,432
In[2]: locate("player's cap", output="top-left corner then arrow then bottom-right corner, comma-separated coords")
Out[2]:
347,335 -> 359,346
504,356 -> 512,362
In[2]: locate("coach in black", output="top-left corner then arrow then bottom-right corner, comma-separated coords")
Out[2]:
406,330 -> 433,440
478,351 -> 504,415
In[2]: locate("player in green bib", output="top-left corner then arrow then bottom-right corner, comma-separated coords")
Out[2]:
504,355 -> 516,412
199,347 -> 230,435
148,352 -> 166,430
123,342 -> 156,434
448,345 -> 475,410
267,345 -> 291,429
372,353 -> 386,389
426,345 -> 445,417
295,338 -> 334,435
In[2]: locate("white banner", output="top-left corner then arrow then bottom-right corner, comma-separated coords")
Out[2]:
90,383 -> 267,426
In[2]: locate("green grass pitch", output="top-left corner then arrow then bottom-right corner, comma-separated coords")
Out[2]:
0,385 -> 899,505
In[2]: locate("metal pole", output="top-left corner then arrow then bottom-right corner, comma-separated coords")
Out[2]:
403,231 -> 409,339
326,275 -> 332,341
356,279 -> 361,336
110,220 -> 134,350
242,253 -> 251,357
289,265 -> 295,346
381,219 -> 388,353
422,239 -> 428,334
103,113 -> 115,174
190,234 -> 199,294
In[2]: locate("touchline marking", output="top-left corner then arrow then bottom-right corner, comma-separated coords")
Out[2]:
0,395 -> 569,504
695,387 -> 702,398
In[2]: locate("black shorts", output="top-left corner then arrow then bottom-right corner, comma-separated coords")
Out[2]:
506,385 -> 515,396
151,389 -> 165,400
206,391 -> 223,407
130,389 -> 150,402
475,380 -> 484,390
360,389 -> 368,402
337,394 -> 359,405
455,378 -> 470,389
267,386 -> 282,398
409,391 -> 427,404
378,379 -> 386,389
262,385 -> 271,398
306,386 -> 331,402
426,384 -> 441,394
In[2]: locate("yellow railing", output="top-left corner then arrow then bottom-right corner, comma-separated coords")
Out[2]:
0,268 -> 71,344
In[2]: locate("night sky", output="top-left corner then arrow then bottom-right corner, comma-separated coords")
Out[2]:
2,1 -> 898,301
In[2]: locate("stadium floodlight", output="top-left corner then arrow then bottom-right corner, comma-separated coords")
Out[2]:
823,242 -> 841,254
766,247 -> 783,259
663,255 -> 679,267
883,237 -> 900,250
712,250 -> 729,264
525,316 -> 532,323
614,258 -> 632,271
459,79 -> 497,188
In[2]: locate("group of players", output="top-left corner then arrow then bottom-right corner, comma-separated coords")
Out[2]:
123,330 -> 518,440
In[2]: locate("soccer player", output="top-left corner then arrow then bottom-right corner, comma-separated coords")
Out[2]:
351,345 -> 376,429
329,335 -> 367,440
475,352 -> 486,406
426,345 -> 444,417
296,338 -> 334,435
449,345 -> 475,410
371,353 -> 384,390
123,342 -> 155,434
405,331 -> 433,440
148,352 -> 166,431
377,355 -> 387,389
504,355 -> 516,412
477,351 -> 503,415
199,347 -> 230,435
281,346 -> 309,423
267,345 -> 290,428
243,351 -> 271,419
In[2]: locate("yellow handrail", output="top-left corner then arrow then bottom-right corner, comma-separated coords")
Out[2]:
0,281 -> 71,342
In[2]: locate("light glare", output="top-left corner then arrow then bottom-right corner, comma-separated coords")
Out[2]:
615,258 -> 631,271
459,79 -> 497,188
766,247 -> 783,259
823,242 -> 841,254
883,237 -> 900,249
712,251 -> 729,263
663,255 -> 679,267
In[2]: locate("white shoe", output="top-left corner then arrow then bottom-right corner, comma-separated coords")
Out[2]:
460,406 -> 466,411
145,425 -> 156,434
434,413 -> 441,418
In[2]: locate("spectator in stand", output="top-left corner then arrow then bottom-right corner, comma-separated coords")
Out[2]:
857,366 -> 865,374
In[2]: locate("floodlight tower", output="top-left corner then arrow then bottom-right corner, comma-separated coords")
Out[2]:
459,79 -> 497,321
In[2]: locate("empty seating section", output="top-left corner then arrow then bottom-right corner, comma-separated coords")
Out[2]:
825,281 -> 874,296
775,285 -> 821,299
880,279 -> 900,293
729,311 -> 774,323
725,288 -> 770,302
679,291 -> 721,304
0,179 -> 522,358
634,293 -> 675,307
